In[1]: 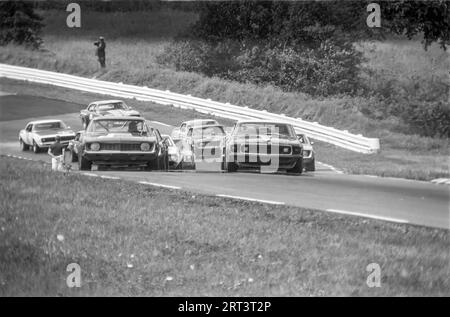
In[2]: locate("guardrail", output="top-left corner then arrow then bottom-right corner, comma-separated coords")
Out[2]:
0,63 -> 380,153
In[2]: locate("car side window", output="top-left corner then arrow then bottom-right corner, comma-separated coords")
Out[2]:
88,104 -> 95,112
187,128 -> 193,137
26,124 -> 32,132
74,133 -> 81,141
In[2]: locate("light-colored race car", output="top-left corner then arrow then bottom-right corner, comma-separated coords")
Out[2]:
224,120 -> 303,174
19,119 -> 76,153
187,124 -> 227,164
161,134 -> 194,169
74,116 -> 168,171
171,119 -> 219,140
80,100 -> 141,129
297,133 -> 315,171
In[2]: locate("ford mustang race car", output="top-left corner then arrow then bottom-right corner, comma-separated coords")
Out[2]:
19,119 -> 76,153
80,100 -> 141,129
297,133 -> 315,171
224,120 -> 303,174
74,116 -> 168,171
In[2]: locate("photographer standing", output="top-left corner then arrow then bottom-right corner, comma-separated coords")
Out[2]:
94,36 -> 106,68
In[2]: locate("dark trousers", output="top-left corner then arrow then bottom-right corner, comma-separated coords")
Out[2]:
98,56 -> 106,68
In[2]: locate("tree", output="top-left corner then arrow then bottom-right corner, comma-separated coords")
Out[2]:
0,1 -> 44,49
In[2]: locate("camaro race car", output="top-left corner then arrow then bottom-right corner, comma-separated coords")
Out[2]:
19,119 -> 76,153
80,100 -> 141,129
185,124 -> 227,166
73,116 -> 168,171
224,120 -> 303,174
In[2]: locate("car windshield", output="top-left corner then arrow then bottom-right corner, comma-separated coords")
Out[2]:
34,121 -> 66,131
89,119 -> 149,134
236,123 -> 295,138
192,126 -> 225,138
97,102 -> 128,111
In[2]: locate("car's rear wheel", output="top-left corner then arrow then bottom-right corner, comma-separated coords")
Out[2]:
78,155 -> 92,171
226,161 -> 237,172
288,158 -> 303,175
32,141 -> 40,154
20,138 -> 29,151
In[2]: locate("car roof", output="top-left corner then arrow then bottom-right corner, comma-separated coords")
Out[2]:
90,100 -> 125,105
27,119 -> 64,125
184,119 -> 218,125
92,115 -> 144,121
191,124 -> 224,129
236,120 -> 292,125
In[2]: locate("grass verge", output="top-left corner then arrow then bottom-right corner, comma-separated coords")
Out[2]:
0,157 -> 449,296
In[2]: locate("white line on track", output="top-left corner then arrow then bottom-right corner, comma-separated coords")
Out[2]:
325,208 -> 409,224
138,181 -> 181,190
317,161 -> 344,174
82,173 -> 98,177
100,175 -> 121,180
216,194 -> 285,205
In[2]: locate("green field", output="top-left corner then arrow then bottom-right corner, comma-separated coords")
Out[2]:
0,157 -> 448,296
0,9 -> 448,180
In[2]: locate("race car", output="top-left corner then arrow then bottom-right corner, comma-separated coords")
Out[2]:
161,135 -> 195,169
171,119 -> 219,140
74,116 -> 168,171
80,100 -> 141,129
185,124 -> 227,166
19,119 -> 76,154
297,133 -> 315,171
224,120 -> 303,174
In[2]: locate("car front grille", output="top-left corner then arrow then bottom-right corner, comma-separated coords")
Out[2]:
99,143 -> 143,151
41,136 -> 74,143
239,144 -> 292,155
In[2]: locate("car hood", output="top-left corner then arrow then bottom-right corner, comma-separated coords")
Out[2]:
98,109 -> 140,116
83,132 -> 156,142
34,129 -> 75,137
230,135 -> 300,145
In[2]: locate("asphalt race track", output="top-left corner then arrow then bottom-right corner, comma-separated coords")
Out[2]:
1,94 -> 449,229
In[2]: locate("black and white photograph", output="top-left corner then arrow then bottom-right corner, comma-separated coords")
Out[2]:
0,0 -> 448,300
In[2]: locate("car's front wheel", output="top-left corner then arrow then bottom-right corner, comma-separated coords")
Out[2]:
20,138 -> 29,151
306,159 -> 315,172
78,154 -> 92,170
288,158 -> 303,175
32,141 -> 40,154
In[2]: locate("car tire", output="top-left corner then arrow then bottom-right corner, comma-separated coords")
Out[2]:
226,161 -> 237,172
288,158 -> 303,175
32,141 -> 40,154
78,155 -> 92,171
20,138 -> 29,151
307,159 -> 315,172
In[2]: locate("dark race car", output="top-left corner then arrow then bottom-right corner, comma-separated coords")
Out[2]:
224,120 -> 303,174
74,116 -> 168,171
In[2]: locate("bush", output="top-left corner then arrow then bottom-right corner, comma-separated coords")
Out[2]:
158,39 -> 364,96
0,1 -> 44,49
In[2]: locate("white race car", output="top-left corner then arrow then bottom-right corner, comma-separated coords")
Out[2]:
19,119 -> 76,153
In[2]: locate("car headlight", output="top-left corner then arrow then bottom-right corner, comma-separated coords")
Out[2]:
140,143 -> 150,151
90,143 -> 100,151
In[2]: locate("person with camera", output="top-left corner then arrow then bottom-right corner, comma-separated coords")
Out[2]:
94,36 -> 106,68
